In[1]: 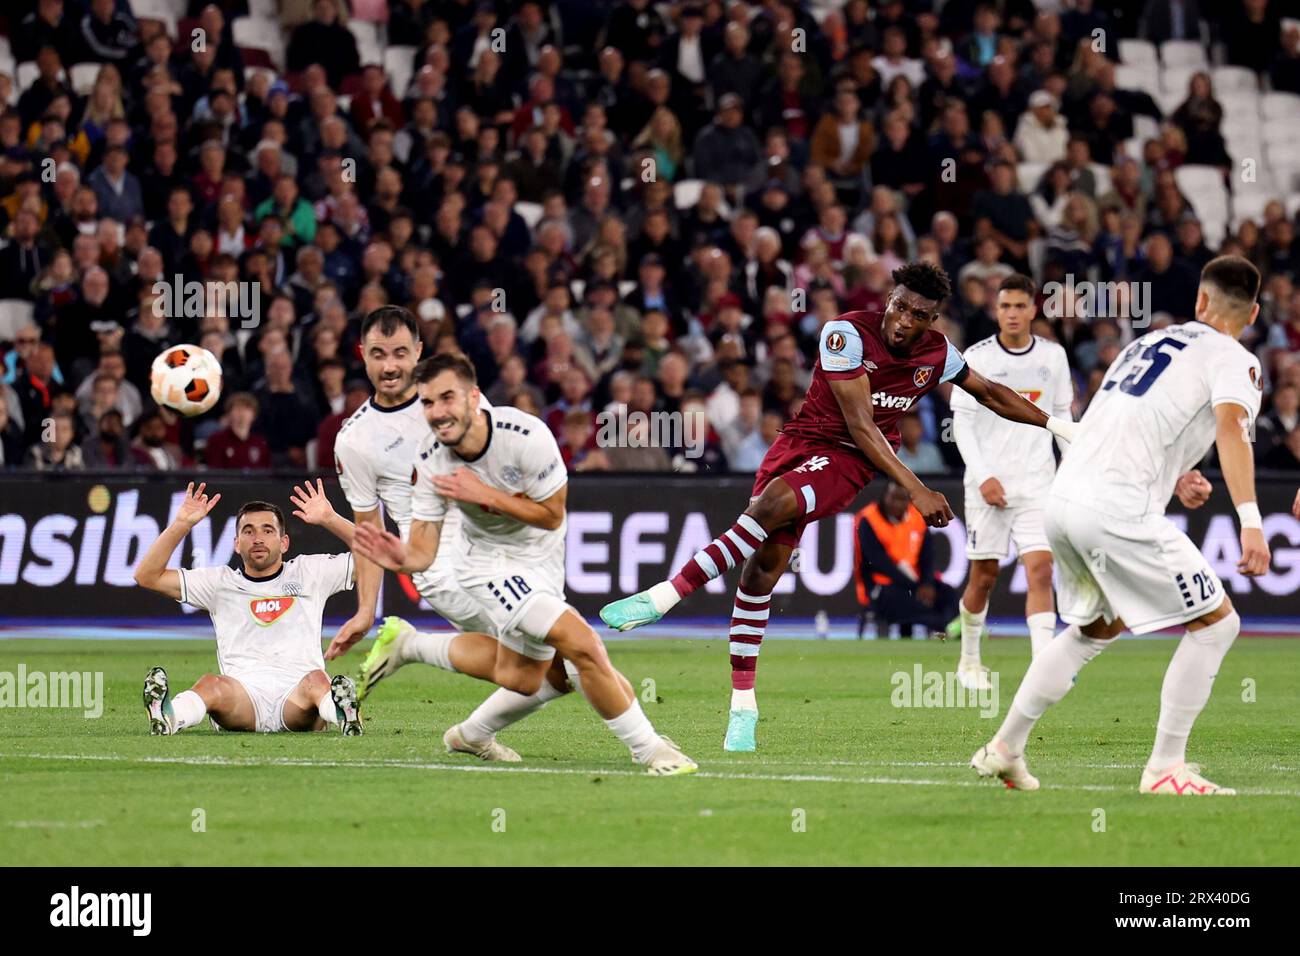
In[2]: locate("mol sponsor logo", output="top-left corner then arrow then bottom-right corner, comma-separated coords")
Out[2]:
249,596 -> 294,625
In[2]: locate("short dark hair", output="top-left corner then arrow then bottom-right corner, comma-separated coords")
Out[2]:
892,260 -> 953,304
414,352 -> 478,387
1201,255 -> 1260,306
360,305 -> 420,342
998,273 -> 1037,298
237,500 -> 285,535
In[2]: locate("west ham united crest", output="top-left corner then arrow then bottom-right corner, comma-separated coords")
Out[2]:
913,366 -> 934,387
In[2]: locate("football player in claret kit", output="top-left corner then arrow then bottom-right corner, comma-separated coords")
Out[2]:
972,256 -> 1272,795
133,485 -> 363,736
600,262 -> 1082,752
948,273 -> 1075,689
305,353 -> 697,775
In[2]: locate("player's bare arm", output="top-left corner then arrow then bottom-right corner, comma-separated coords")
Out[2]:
288,479 -> 375,659
133,482 -> 222,600
434,467 -> 567,530
354,517 -> 443,575
829,371 -> 954,526
1214,402 -> 1271,576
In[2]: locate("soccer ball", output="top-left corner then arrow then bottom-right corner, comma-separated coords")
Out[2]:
150,344 -> 223,416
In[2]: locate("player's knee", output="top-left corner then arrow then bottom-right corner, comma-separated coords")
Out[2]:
555,629 -> 609,674
748,480 -> 798,529
192,673 -> 224,706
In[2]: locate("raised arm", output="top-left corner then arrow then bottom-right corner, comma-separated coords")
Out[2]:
829,372 -> 954,526
133,482 -> 222,601
1214,402 -> 1270,576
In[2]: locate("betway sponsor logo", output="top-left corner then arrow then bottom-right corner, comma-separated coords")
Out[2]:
0,490 -> 235,609
872,393 -> 916,410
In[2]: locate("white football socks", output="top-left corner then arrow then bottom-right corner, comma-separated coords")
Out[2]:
1148,611 -> 1240,771
995,624 -> 1110,754
959,599 -> 987,666
460,678 -> 566,744
731,688 -> 757,712
648,580 -> 682,615
171,690 -> 206,732
1027,612 -> 1057,657
316,690 -> 338,727
403,630 -> 459,671
604,700 -> 662,763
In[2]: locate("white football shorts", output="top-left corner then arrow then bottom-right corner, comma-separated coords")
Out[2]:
964,497 -> 1051,560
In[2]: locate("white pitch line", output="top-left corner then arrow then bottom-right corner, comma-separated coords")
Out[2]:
5,751 -> 1300,797
7,820 -> 105,829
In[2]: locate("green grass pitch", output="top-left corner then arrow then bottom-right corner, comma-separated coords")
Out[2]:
1,636 -> 1297,866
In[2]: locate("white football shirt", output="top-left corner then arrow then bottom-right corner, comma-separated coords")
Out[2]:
178,553 -> 355,680
335,392 -> 491,547
410,405 -> 568,564
1052,321 -> 1263,518
950,334 -> 1074,501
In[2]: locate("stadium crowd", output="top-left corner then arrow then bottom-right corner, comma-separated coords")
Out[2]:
1,0 -> 1299,476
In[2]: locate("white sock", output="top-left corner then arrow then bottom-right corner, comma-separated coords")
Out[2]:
1027,612 -> 1057,658
171,690 -> 206,732
461,678 -> 566,743
317,690 -> 338,726
403,630 -> 458,671
959,599 -> 987,665
603,699 -> 661,762
995,624 -> 1110,754
731,687 -> 757,711
648,580 -> 681,615
1148,611 -> 1240,771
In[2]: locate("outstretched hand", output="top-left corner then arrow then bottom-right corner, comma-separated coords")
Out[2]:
290,479 -> 337,526
176,482 -> 221,528
353,521 -> 407,572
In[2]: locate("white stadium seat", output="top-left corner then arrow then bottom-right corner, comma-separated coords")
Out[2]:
247,0 -> 279,19
673,179 -> 704,210
1017,161 -> 1046,194
1118,38 -> 1158,66
15,62 -> 40,90
1160,40 -> 1208,68
1114,63 -> 1158,92
1286,192 -> 1300,222
383,45 -> 416,98
232,17 -> 285,70
1260,91 -> 1300,121
1174,165 -> 1229,223
1264,142 -> 1300,190
1231,191 -> 1273,228
0,299 -> 36,342
1161,64 -> 1199,96
1133,113 -> 1160,144
1220,93 -> 1261,124
1089,163 -> 1112,198
514,201 -> 543,229
69,63 -> 101,95
1211,66 -> 1257,94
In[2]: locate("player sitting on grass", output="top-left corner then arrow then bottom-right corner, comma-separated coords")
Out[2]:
133,483 -> 363,736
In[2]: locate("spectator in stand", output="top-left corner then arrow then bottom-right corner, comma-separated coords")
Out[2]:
205,392 -> 272,470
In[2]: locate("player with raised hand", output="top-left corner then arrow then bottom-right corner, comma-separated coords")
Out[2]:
948,273 -> 1075,688
346,353 -> 697,775
133,483 -> 362,736
599,262 -> 1078,752
972,256 -> 1272,795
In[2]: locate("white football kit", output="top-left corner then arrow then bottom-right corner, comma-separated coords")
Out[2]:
178,553 -> 355,731
950,334 -> 1074,560
411,405 -> 570,660
1048,321 -> 1263,633
335,393 -> 493,631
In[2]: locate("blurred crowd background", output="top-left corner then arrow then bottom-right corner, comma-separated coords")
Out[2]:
1,0 -> 1299,477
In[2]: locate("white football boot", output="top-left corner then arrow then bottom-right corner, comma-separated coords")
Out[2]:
1140,762 -> 1236,796
443,723 -> 522,762
956,660 -> 994,691
641,737 -> 699,776
971,738 -> 1040,790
